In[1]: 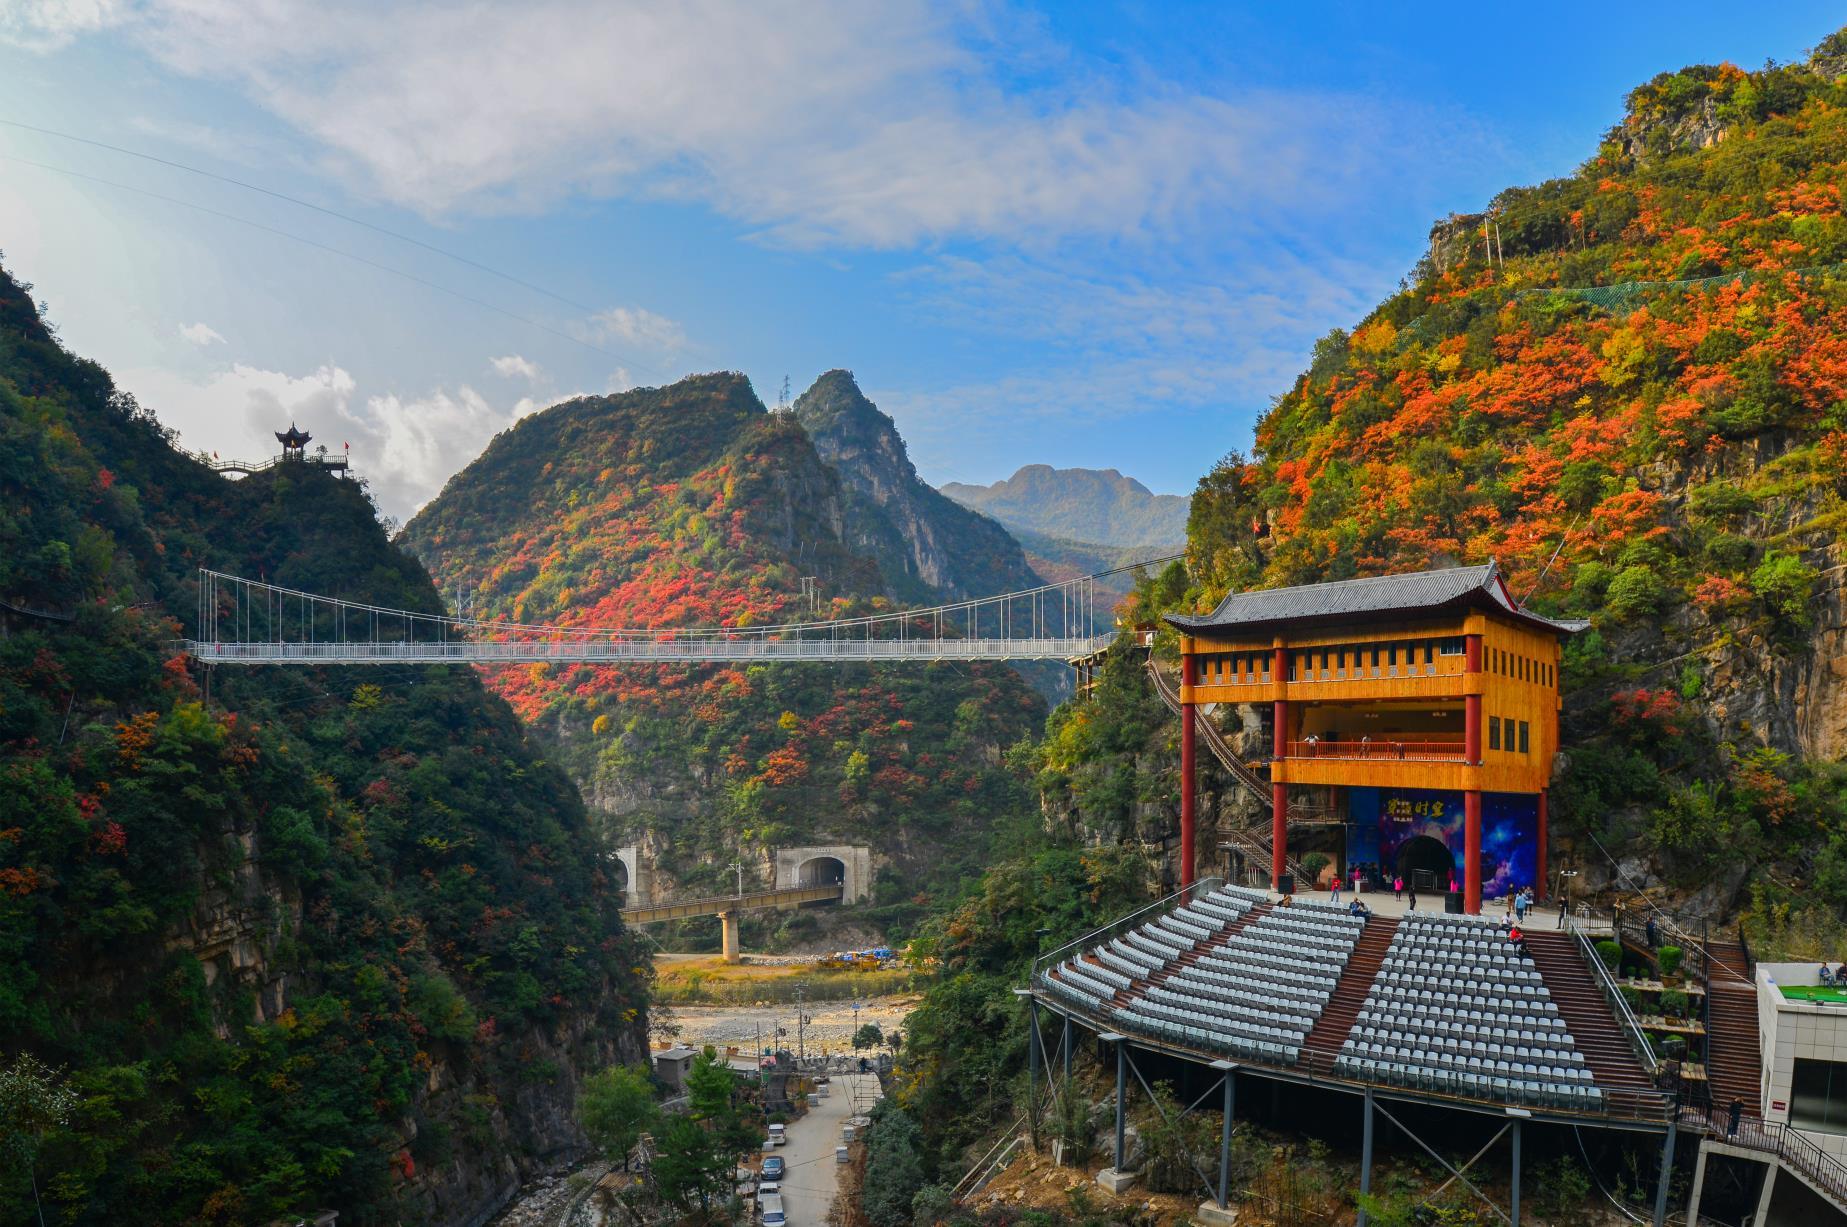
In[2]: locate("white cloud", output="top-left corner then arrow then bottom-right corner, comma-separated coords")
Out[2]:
178,321 -> 225,345
490,353 -> 540,380
22,1 -> 1457,249
121,360 -> 535,520
0,0 -> 126,52
583,307 -> 684,353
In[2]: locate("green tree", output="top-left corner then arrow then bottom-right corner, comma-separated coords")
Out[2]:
1751,552 -> 1816,628
861,1102 -> 926,1227
579,1065 -> 657,1171
852,1023 -> 884,1051
650,1114 -> 736,1217
0,1055 -> 76,1227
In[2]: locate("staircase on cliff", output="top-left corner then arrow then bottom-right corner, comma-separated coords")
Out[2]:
1524,931 -> 1658,1094
1303,915 -> 1400,1053
1703,939 -> 1763,1117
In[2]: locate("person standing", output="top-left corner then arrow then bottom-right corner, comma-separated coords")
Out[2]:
1331,872 -> 1342,904
1352,866 -> 1362,896
1406,886 -> 1417,912
1727,1098 -> 1743,1137
1394,875 -> 1404,901
1515,890 -> 1528,922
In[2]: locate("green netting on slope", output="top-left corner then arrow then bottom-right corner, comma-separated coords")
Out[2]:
1390,262 -> 1847,350
1517,261 -> 1847,312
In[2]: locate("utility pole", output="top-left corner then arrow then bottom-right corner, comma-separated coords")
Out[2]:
729,859 -> 743,898
795,982 -> 808,1061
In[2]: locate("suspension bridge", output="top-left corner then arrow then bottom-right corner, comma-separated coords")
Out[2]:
184,559 -> 1177,666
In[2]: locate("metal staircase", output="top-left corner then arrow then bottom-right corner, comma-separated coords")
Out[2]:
1145,659 -> 1271,805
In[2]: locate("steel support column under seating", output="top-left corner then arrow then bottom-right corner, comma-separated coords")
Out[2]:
1063,1014 -> 1072,1082
1510,1119 -> 1521,1227
1214,1061 -> 1237,1210
1358,1087 -> 1375,1227
1112,1036 -> 1128,1171
1028,995 -> 1041,1150
1652,1123 -> 1676,1227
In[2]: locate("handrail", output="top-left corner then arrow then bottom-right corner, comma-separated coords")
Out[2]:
1219,828 -> 1310,891
1286,739 -> 1468,762
1031,878 -> 1224,984
949,1117 -> 1026,1201
1681,1106 -> 1847,1210
1567,912 -> 1660,1080
0,596 -> 75,623
1146,661 -> 1271,806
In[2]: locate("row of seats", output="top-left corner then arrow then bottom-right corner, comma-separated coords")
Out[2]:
1337,913 -> 1598,1111
1332,1052 -> 1606,1111
1122,1011 -> 1300,1066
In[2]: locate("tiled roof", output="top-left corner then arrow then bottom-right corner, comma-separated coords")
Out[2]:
1165,559 -> 1588,636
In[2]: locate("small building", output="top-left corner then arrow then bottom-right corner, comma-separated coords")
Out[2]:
652,1045 -> 697,1092
1165,560 -> 1585,913
1756,964 -> 1847,1163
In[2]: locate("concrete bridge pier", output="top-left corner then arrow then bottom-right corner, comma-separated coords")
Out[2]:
720,910 -> 741,964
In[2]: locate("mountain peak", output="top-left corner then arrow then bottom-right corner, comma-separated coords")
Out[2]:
941,465 -> 1187,548
791,371 -> 1038,600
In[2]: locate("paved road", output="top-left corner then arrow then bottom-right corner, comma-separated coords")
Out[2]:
769,1073 -> 882,1227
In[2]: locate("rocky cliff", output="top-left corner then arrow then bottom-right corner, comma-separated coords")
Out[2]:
792,370 -> 1039,600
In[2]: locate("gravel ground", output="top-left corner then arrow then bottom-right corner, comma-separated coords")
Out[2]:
663,995 -> 917,1056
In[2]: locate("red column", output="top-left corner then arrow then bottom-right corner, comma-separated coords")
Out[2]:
1271,644 -> 1290,891
1464,634 -> 1482,673
1464,790 -> 1483,914
1272,782 -> 1288,890
1536,790 -> 1549,900
1180,650 -> 1196,887
1465,695 -> 1482,764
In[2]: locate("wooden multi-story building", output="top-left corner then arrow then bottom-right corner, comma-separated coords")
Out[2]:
1164,562 -> 1585,913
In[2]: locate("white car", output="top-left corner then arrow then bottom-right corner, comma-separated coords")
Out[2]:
759,1193 -> 786,1227
768,1123 -> 787,1147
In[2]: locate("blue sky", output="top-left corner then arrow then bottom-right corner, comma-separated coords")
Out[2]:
1,2 -> 1842,521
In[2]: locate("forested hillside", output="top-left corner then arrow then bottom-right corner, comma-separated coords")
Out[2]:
400,375 -> 1045,934
1176,38 -> 1847,928
0,262 -> 648,1225
880,28 -> 1847,1200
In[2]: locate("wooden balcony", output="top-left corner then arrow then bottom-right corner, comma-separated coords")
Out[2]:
1286,738 -> 1467,763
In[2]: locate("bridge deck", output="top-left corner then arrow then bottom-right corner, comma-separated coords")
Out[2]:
186,637 -> 1112,664
622,884 -> 844,923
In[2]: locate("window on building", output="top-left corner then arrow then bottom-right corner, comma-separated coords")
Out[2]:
1519,721 -> 1530,754
1439,637 -> 1464,656
1792,1058 -> 1847,1136
1425,643 -> 1435,666
1489,716 -> 1501,751
1371,646 -> 1380,669
1388,645 -> 1398,668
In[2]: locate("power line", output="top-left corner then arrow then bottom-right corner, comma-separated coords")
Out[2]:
0,117 -> 600,315
1,152 -> 669,378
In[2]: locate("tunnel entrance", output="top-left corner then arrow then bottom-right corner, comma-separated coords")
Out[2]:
798,856 -> 847,889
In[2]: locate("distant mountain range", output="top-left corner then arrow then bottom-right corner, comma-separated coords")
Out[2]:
940,464 -> 1190,548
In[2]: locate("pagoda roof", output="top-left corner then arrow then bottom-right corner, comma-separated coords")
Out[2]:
275,423 -> 312,448
1164,560 -> 1588,638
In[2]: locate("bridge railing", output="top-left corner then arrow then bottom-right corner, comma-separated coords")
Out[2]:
188,560 -> 1175,667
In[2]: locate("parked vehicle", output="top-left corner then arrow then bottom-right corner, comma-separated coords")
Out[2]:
761,1155 -> 786,1181
759,1194 -> 786,1227
768,1123 -> 787,1147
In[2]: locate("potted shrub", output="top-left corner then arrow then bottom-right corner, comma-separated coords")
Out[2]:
1619,985 -> 1644,1015
1657,945 -> 1684,984
1596,940 -> 1622,975
1660,989 -> 1689,1021
1301,852 -> 1331,889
